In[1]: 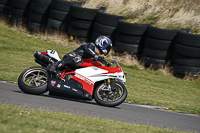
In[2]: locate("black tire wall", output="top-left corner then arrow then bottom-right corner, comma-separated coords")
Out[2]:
141,25 -> 178,68
114,20 -> 149,55
0,0 -> 11,17
172,30 -> 200,77
68,5 -> 98,42
9,0 -> 31,26
91,11 -> 124,44
47,0 -> 82,32
28,0 -> 51,32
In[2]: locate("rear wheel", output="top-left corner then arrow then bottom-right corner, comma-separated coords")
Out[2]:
94,81 -> 127,107
18,66 -> 49,95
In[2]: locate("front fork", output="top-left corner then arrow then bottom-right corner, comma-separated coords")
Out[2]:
102,79 -> 115,91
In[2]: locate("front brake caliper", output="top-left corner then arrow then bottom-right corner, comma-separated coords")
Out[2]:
102,79 -> 115,91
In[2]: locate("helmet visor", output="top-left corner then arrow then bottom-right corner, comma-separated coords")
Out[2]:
102,41 -> 111,55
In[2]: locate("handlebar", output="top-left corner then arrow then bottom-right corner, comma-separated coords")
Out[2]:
88,57 -> 118,67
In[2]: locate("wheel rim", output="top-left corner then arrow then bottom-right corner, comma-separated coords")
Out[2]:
97,83 -> 124,102
22,68 -> 48,87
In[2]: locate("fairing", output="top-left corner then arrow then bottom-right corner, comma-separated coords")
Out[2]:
46,50 -> 61,61
71,64 -> 126,95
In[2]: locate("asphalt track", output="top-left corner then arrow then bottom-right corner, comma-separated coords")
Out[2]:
0,81 -> 200,132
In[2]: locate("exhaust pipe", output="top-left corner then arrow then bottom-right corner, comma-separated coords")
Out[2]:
34,51 -> 54,66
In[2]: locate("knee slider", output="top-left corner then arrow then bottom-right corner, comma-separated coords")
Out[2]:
72,55 -> 83,67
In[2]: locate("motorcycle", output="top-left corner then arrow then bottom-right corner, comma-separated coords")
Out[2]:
18,50 -> 127,107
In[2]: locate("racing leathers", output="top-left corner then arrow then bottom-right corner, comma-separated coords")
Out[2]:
47,42 -> 108,74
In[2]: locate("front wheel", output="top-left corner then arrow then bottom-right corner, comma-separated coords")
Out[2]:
94,81 -> 127,107
18,66 -> 49,95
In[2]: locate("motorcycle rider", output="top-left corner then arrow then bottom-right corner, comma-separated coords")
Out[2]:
47,36 -> 112,75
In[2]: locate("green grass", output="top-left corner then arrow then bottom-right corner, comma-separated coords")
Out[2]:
0,23 -> 200,115
0,104 -> 191,133
122,64 -> 200,114
0,24 -> 74,81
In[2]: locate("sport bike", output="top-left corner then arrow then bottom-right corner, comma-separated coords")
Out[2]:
18,50 -> 127,107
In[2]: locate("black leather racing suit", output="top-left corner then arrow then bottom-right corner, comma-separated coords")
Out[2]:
61,42 -> 107,68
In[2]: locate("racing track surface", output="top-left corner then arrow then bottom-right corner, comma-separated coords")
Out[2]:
0,81 -> 200,132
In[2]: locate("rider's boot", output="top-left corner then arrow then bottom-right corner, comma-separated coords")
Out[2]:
47,61 -> 63,77
47,56 -> 81,78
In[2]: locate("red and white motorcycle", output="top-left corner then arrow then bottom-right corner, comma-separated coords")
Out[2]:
18,50 -> 127,107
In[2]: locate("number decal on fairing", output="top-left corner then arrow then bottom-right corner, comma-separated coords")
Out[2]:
46,50 -> 61,61
50,50 -> 55,54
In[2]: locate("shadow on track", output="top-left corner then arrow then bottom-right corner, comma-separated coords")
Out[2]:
13,90 -> 121,109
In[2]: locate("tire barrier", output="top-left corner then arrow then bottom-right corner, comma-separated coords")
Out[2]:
47,0 -> 82,32
91,11 -> 124,43
0,0 -> 199,78
0,0 -> 11,17
9,0 -> 30,26
141,25 -> 178,68
172,30 -> 200,77
28,0 -> 51,32
114,20 -> 149,55
0,0 -> 10,5
68,5 -> 98,42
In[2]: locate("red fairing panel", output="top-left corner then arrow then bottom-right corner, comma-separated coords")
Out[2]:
98,66 -> 122,73
40,52 -> 47,55
81,59 -> 122,73
81,59 -> 102,67
72,73 -> 94,95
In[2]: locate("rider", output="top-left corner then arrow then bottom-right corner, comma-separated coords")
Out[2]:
47,36 -> 113,74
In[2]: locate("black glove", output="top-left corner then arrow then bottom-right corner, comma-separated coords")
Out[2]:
98,56 -> 105,61
94,55 -> 99,61
106,62 -> 112,67
98,56 -> 108,65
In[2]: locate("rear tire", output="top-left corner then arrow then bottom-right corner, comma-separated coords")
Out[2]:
94,81 -> 127,107
18,66 -> 49,95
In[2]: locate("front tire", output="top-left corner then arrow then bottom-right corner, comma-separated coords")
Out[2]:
18,66 -> 49,95
94,81 -> 127,107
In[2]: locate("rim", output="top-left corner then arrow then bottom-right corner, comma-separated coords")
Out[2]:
22,68 -> 48,87
97,83 -> 124,102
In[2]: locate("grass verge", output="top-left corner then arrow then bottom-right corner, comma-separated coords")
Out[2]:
0,21 -> 200,115
83,0 -> 200,34
0,104 -> 191,133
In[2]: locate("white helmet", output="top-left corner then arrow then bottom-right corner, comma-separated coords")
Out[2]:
95,36 -> 112,55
